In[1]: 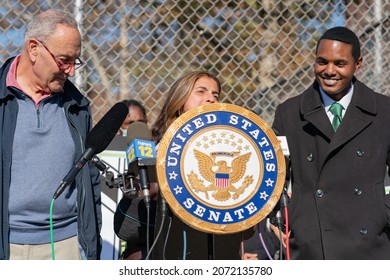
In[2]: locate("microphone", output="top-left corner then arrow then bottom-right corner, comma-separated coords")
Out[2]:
271,129 -> 290,205
53,102 -> 128,199
125,121 -> 156,208
273,129 -> 292,260
273,128 -> 291,184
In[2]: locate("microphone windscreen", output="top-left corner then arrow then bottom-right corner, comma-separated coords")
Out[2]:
125,121 -> 152,145
86,102 -> 128,153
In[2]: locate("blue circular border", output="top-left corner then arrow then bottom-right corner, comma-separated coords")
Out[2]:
164,110 -> 279,225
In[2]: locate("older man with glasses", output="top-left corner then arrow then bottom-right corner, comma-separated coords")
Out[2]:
36,39 -> 84,71
0,9 -> 102,260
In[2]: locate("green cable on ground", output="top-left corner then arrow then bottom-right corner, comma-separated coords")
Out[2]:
49,199 -> 55,260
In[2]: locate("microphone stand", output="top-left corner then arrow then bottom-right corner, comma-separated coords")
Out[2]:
138,165 -> 151,255
280,184 -> 290,260
207,234 -> 214,260
282,156 -> 291,260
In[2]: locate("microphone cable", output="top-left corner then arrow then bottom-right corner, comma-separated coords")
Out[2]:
275,210 -> 284,260
145,197 -> 168,260
283,206 -> 290,259
117,201 -> 155,227
49,198 -> 55,260
162,215 -> 172,260
182,224 -> 187,260
240,238 -> 245,259
240,223 -> 274,260
258,223 -> 274,260
144,204 -> 151,259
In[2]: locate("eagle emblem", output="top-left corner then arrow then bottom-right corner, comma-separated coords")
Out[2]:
187,149 -> 254,201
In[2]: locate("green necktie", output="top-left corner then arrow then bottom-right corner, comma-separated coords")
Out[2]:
329,102 -> 344,131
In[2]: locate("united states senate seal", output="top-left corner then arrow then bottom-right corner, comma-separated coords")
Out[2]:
156,103 -> 286,234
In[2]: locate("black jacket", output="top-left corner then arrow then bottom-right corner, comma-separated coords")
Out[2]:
272,78 -> 390,259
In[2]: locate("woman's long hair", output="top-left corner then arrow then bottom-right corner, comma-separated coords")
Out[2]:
152,70 -> 221,141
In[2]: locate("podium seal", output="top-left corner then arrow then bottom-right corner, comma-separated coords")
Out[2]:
156,103 -> 285,234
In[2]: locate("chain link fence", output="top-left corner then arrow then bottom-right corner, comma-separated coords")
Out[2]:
1,0 -> 389,126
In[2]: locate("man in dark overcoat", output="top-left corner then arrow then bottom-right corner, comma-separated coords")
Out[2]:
272,26 -> 390,259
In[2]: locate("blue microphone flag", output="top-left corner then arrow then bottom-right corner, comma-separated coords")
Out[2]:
126,138 -> 156,166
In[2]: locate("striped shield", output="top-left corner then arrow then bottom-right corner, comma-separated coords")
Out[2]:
215,173 -> 229,189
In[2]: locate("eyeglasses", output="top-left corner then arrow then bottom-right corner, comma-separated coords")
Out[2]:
37,40 -> 84,70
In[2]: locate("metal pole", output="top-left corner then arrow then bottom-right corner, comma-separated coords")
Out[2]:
374,0 -> 382,91
74,0 -> 84,91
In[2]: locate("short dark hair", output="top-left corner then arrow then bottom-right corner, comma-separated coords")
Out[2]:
121,99 -> 147,119
316,26 -> 361,62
